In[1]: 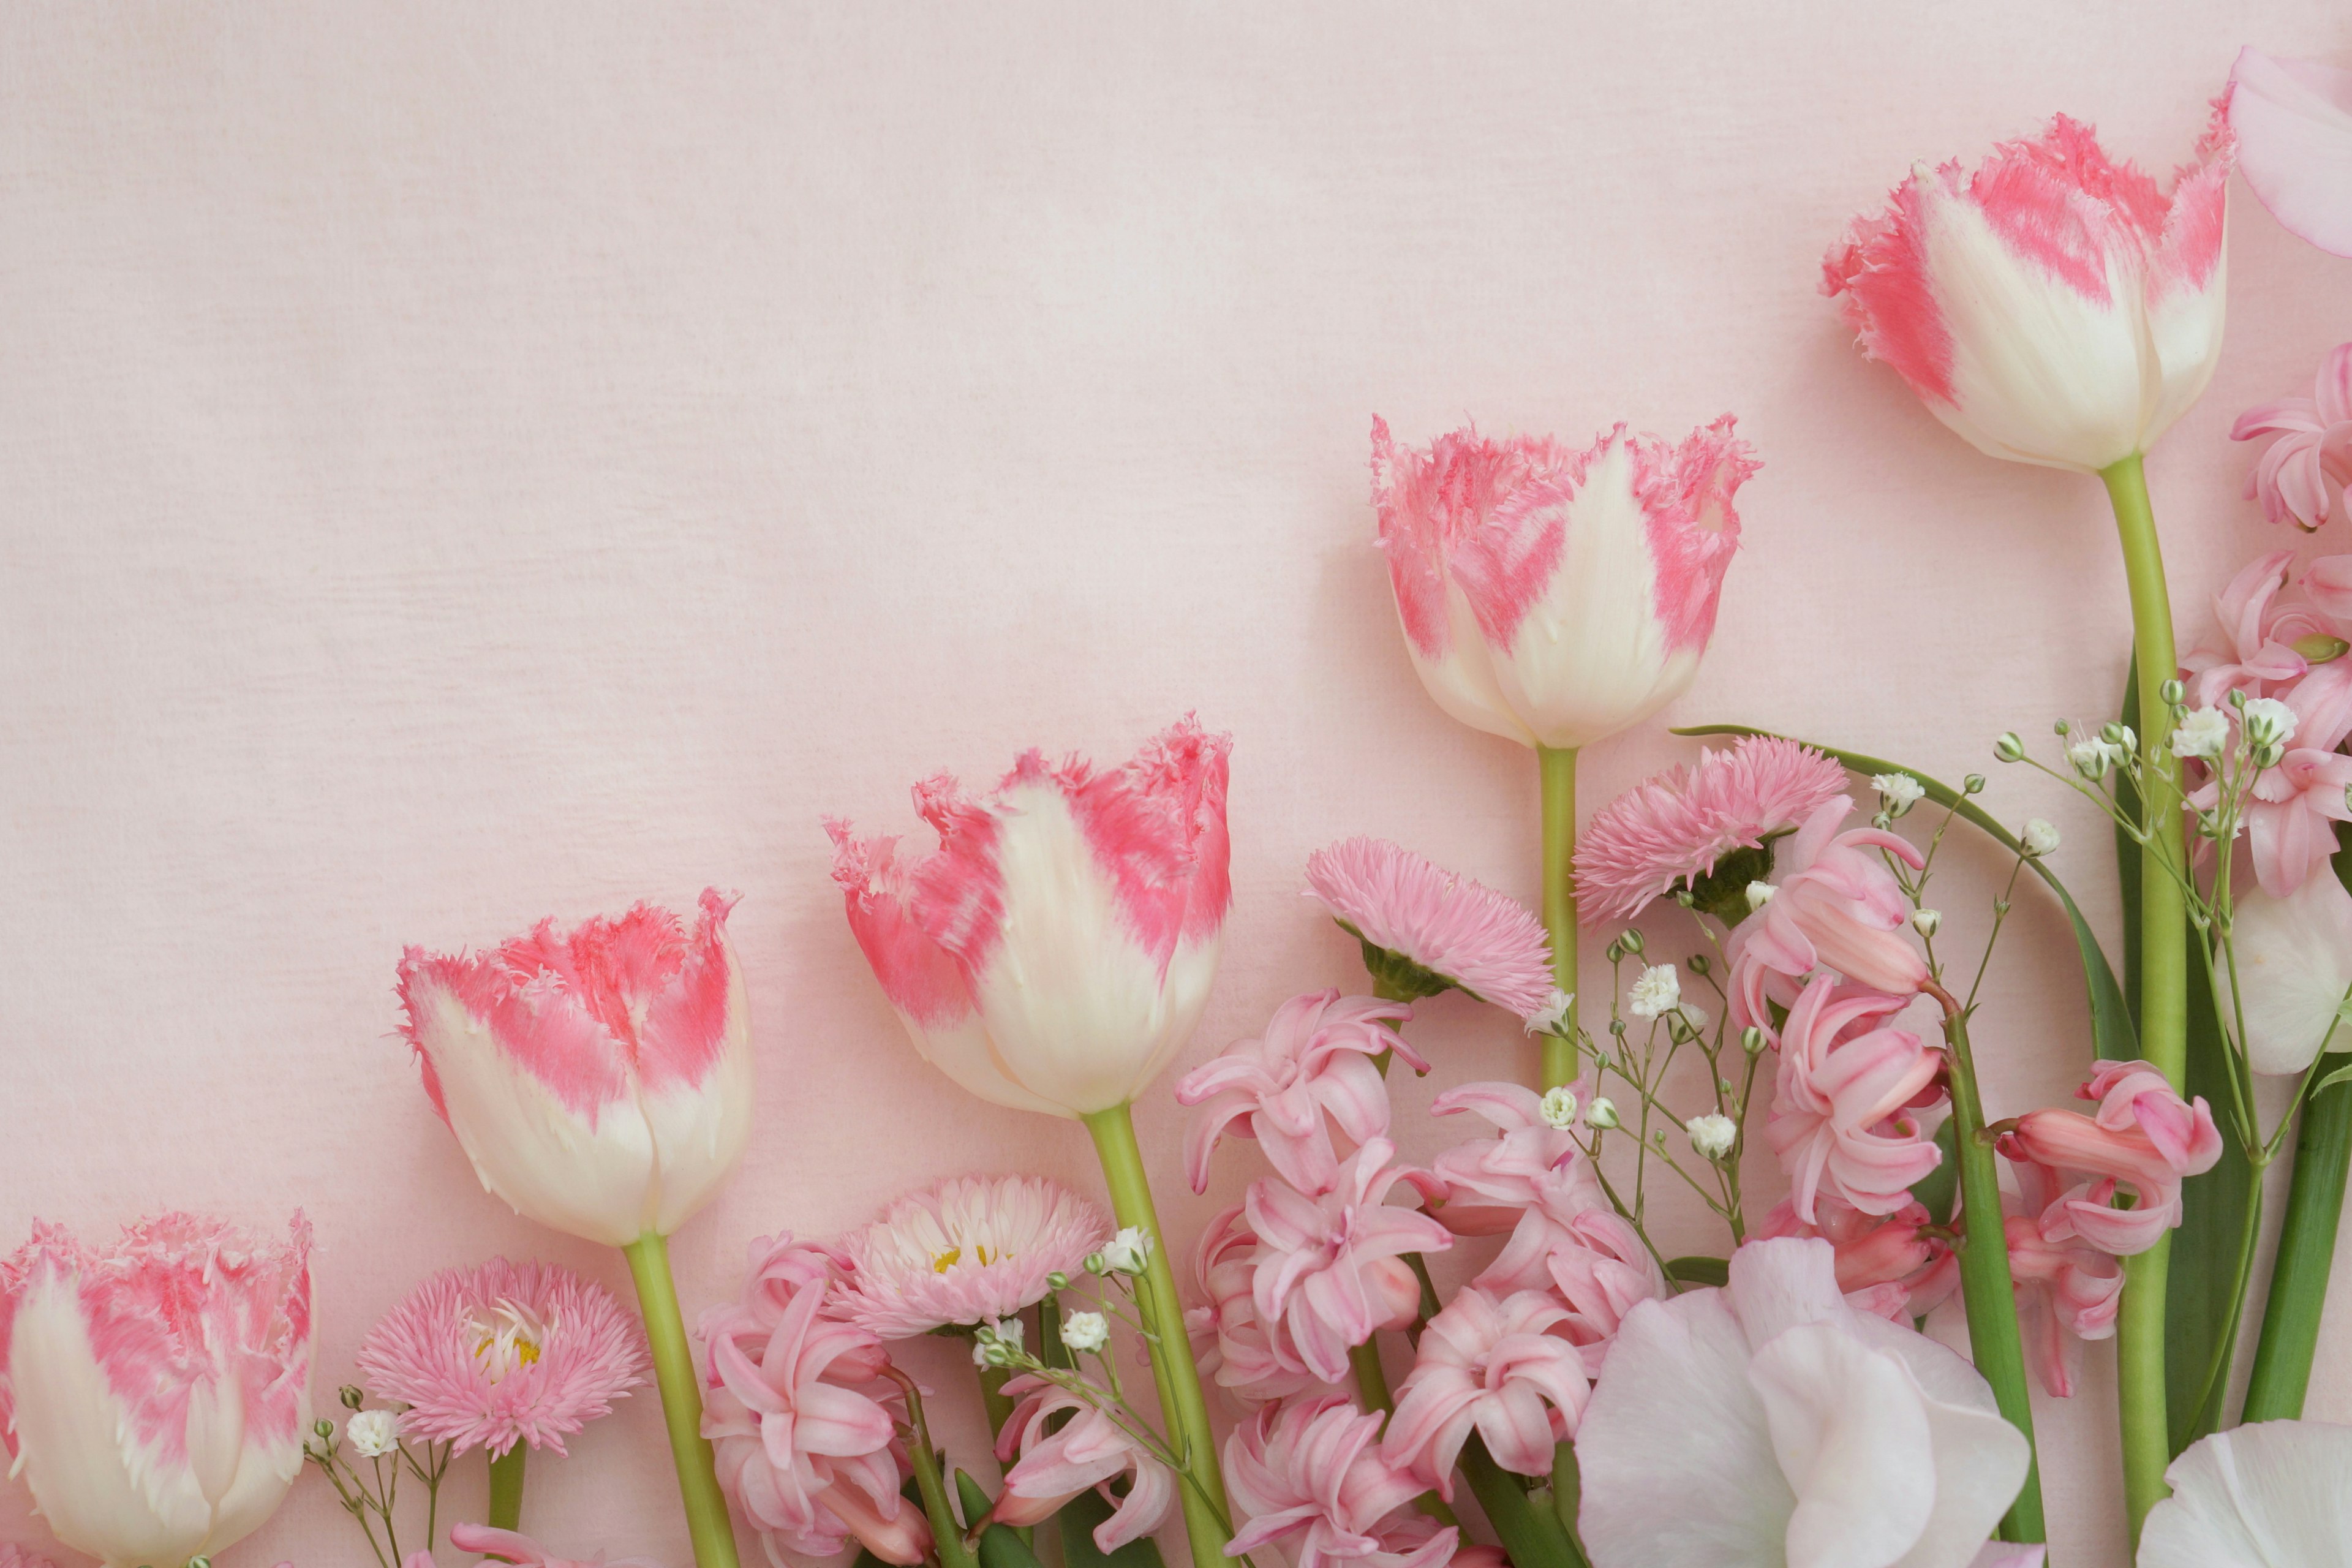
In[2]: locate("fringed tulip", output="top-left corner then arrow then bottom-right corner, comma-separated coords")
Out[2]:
1767,976 -> 1946,1223
0,1214 -> 313,1568
1246,1139 -> 1452,1383
1224,1396 -> 1460,1568
2218,869 -> 2352,1075
1368,416 -> 1755,752
396,891 -> 753,1248
1997,1061 -> 2222,1256
1729,797 -> 1929,1030
1577,1238 -> 2029,1568
1178,989 -> 1420,1196
1382,1288 -> 1592,1496
2228,50 -> 2352,259
992,1376 -> 1176,1550
2138,1419 -> 2352,1567
1824,112 -> 2233,473
828,717 -> 1231,1117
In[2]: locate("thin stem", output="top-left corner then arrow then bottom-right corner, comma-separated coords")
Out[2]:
1350,1337 -> 1394,1419
486,1443 -> 527,1532
1926,980 -> 2045,1544
1460,1435 -> 1584,1568
1082,1103 -> 1231,1568
2244,1077 -> 2352,1419
880,1366 -> 981,1568
1540,745 -> 1580,1088
623,1232 -> 743,1568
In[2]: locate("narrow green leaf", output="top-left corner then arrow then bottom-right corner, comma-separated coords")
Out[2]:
1912,1117 -> 1961,1227
957,1469 -> 1049,1568
1664,1255 -> 1729,1287
1057,1485 -> 1167,1568
2315,1064 -> 2352,1096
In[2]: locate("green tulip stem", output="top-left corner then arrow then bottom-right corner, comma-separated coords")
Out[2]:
623,1232 -> 742,1568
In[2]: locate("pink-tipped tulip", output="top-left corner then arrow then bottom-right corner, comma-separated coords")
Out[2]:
0,1214 -> 312,1568
829,717 -> 1231,1117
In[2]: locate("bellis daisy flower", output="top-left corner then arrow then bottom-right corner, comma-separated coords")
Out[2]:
1305,837 -> 1553,1017
837,1175 -> 1109,1340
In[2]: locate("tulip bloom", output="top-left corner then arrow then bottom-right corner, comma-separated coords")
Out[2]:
0,1214 -> 312,1568
2228,50 -> 2352,259
1369,417 -> 1754,753
396,889 -> 753,1248
1824,112 -> 2233,473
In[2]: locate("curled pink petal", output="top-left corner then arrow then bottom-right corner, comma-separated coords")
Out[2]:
1729,798 -> 1929,1029
1224,1395 -> 1458,1568
1244,1141 -> 1452,1384
1177,989 -> 1418,1194
1382,1288 -> 1591,1498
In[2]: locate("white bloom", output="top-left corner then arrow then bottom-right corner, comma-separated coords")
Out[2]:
2171,707 -> 2231,760
346,1409 -> 399,1458
1628,964 -> 1682,1020
2067,738 -> 2117,779
1523,987 -> 1575,1035
1872,773 -> 1927,815
2218,874 -> 2352,1076
2022,819 -> 2061,858
1588,1096 -> 1621,1130
1687,1114 -> 1738,1161
2244,696 -> 2299,750
2139,1419 -> 2352,1568
1913,908 -> 1943,938
1096,1227 -> 1152,1276
1059,1311 -> 1110,1355
971,1315 -> 1026,1366
1540,1085 -> 1580,1130
1676,1001 -> 1711,1031
1746,881 -> 1776,911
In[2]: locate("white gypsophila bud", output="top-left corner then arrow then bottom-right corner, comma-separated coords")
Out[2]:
1539,1084 -> 1580,1130
2067,739 -> 2113,780
1627,964 -> 1681,1020
2160,677 -> 2187,704
1586,1096 -> 1621,1129
1741,1025 -> 1769,1056
1097,1227 -> 1152,1276
1871,772 -> 1926,815
1523,987 -> 1574,1036
973,1316 -> 1027,1366
1676,1001 -> 1709,1031
2243,696 -> 2298,750
1619,928 -> 1646,956
2022,818 -> 2061,858
1995,732 -> 2026,763
1912,908 -> 1942,938
2171,706 -> 2230,760
1060,1311 -> 1110,1354
346,1409 -> 399,1458
1687,1114 -> 1738,1161
1746,881 -> 1776,911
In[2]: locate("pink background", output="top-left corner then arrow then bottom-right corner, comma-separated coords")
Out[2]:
5,4 -> 2351,1564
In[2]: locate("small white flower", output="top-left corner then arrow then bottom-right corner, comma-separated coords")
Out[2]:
1871,772 -> 1926,815
1060,1311 -> 1110,1354
972,1315 -> 1026,1366
1687,1114 -> 1738,1161
2244,696 -> 2299,750
1586,1096 -> 1621,1129
1912,908 -> 1942,938
1539,1084 -> 1580,1130
2022,818 -> 2061,858
1745,881 -> 1776,911
2067,737 -> 2127,780
2171,707 -> 2231,760
347,1409 -> 399,1458
1627,964 -> 1681,1020
1523,987 -> 1574,1035
1096,1227 -> 1152,1276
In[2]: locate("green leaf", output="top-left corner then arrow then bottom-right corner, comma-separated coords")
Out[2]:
1057,1485 -> 1167,1568
1912,1116 -> 1961,1227
957,1469 -> 1049,1568
1664,1255 -> 1728,1287
1672,725 -> 2135,1061
2315,1063 -> 2352,1096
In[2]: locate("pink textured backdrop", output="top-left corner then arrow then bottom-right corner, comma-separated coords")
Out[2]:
4,4 -> 2350,1564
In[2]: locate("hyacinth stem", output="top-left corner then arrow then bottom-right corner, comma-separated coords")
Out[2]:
1082,1103 -> 1231,1568
2244,1079 -> 2352,1419
2103,453 -> 2186,1538
1460,1434 -> 1583,1568
622,1232 -> 742,1568
486,1444 -> 526,1531
1927,982 -> 2045,1543
1539,745 -> 1580,1089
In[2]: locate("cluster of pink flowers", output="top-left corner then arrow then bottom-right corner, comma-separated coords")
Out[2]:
2236,344 -> 2352,532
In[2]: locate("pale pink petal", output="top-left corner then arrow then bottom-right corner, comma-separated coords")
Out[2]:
2230,49 -> 2352,258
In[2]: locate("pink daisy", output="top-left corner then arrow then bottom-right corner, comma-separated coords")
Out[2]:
836,1175 -> 1109,1340
2234,342 -> 2352,530
355,1258 -> 647,1458
1305,837 -> 1553,1016
1575,735 -> 1850,924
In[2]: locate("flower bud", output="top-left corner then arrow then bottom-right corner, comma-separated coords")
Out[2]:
1741,1025 -> 1768,1056
1587,1096 -> 1621,1129
2160,677 -> 2187,704
2053,718 -> 2072,735
1687,953 -> 1711,976
339,1385 -> 365,1411
1963,773 -> 1987,794
1995,733 -> 2025,763
2022,818 -> 2061,858
1047,1270 -> 1071,1291
1745,880 -> 1776,911
1605,940 -> 1625,964
1619,929 -> 1646,956
1687,1114 -> 1738,1161
1095,1227 -> 1152,1276
1060,1310 -> 1110,1355
1912,908 -> 1942,938
1539,1085 -> 1580,1130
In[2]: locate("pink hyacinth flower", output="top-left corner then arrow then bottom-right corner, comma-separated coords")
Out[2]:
1303,838 -> 1555,1017
1247,1139 -> 1453,1384
1370,416 -> 1756,753
1425,1080 -> 1591,1236
836,1174 -> 1107,1339
829,717 -> 1231,1118
2179,549 -> 2321,711
0,1214 -> 312,1568
2002,1162 -> 2124,1400
1766,975 -> 1946,1224
356,1258 -> 646,1458
450,1524 -> 663,1568
1178,989 -> 1422,1195
1575,736 -> 1851,925
698,1234 -> 927,1566
1224,1395 -> 1460,1568
1755,1197 -> 1956,1322
992,1375 -> 1176,1550
1382,1287 -> 1592,1497
1186,1204 -> 1317,1406
397,890 -> 753,1246
0,1548 -> 56,1568
2228,50 -> 2352,258
1998,1060 -> 2223,1256
1824,110 -> 2233,473
2234,344 -> 2352,530
1728,797 -> 1929,1030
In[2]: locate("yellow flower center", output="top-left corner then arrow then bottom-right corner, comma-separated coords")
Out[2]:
932,1242 -> 1001,1273
467,1300 -> 550,1382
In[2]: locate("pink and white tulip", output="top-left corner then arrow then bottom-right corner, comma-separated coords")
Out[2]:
1997,1060 -> 2223,1256
1577,1238 -> 2029,1568
2228,50 -> 2352,259
396,891 -> 753,1246
1369,417 -> 1755,752
2220,869 -> 2352,1076
1728,797 -> 1929,1030
2002,1163 -> 2123,1400
1178,989 -> 1420,1195
1824,112 -> 2233,473
1246,1139 -> 1452,1384
992,1376 -> 1176,1551
830,718 -> 1231,1117
1224,1396 -> 1460,1568
0,1214 -> 313,1568
2138,1419 -> 2352,1568
1766,976 -> 1946,1224
451,1523 -> 663,1568
1382,1287 -> 1591,1496
1186,1204 -> 1317,1406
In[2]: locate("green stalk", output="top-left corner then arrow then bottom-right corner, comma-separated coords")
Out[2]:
1459,1436 -> 1583,1568
2102,453 -> 2187,1537
2244,1079 -> 2352,1418
622,1233 -> 742,1568
1930,984 -> 2044,1542
1349,1338 -> 1394,1417
1082,1104 -> 1230,1568
485,1444 -> 526,1531
1539,745 -> 1580,1088
978,1360 -> 1020,1439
